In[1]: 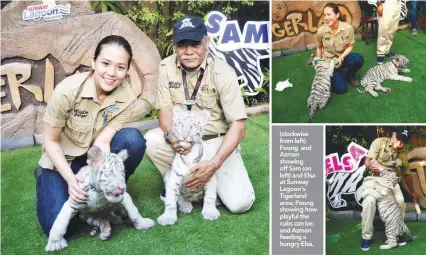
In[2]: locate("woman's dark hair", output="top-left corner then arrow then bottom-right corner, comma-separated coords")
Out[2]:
324,3 -> 345,22
94,35 -> 133,68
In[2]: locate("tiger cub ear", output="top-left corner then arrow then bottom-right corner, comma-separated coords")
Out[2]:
117,149 -> 128,161
87,146 -> 103,167
197,110 -> 211,127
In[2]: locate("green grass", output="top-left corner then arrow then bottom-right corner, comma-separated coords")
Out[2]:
272,29 -> 426,123
327,219 -> 426,255
1,114 -> 269,255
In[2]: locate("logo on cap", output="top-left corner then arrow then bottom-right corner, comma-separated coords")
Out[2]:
402,130 -> 408,137
179,18 -> 195,29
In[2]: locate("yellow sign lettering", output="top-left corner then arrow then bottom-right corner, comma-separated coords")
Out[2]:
272,23 -> 286,38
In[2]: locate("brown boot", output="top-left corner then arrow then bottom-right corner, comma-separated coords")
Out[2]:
350,76 -> 360,87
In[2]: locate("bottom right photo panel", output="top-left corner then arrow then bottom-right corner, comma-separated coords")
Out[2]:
326,126 -> 426,254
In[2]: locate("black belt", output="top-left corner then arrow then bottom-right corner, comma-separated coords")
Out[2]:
367,172 -> 382,177
367,171 -> 395,177
203,133 -> 226,141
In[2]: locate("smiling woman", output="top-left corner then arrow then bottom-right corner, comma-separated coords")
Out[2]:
316,3 -> 364,94
35,35 -> 147,237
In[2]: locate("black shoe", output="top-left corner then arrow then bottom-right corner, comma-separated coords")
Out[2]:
34,166 -> 42,180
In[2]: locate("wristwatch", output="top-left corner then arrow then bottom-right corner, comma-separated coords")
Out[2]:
164,130 -> 172,145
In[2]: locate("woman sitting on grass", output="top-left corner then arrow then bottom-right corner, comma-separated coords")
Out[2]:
35,35 -> 146,236
316,3 -> 364,94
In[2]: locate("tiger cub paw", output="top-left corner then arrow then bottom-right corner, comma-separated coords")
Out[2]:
405,77 -> 413,82
366,89 -> 378,97
45,238 -> 68,252
99,232 -> 111,241
179,201 -> 193,213
134,217 -> 155,230
382,87 -> 391,93
157,213 -> 178,226
380,242 -> 397,250
202,207 -> 220,220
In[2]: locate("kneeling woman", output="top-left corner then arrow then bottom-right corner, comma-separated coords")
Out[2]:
316,3 -> 364,94
36,35 -> 146,235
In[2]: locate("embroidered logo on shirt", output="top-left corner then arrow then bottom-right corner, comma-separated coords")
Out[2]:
68,109 -> 89,118
201,85 -> 216,95
169,81 -> 182,89
102,106 -> 119,124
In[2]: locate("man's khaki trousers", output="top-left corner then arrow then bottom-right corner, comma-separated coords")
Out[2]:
145,128 -> 255,213
377,0 -> 401,56
361,176 -> 406,240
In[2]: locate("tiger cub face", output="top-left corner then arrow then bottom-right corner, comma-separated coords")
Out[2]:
87,146 -> 128,203
393,54 -> 409,68
379,170 -> 400,190
172,107 -> 211,148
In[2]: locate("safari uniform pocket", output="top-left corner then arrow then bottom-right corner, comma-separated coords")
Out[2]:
64,117 -> 93,146
170,90 -> 186,105
334,33 -> 350,53
196,93 -> 217,109
323,35 -> 335,54
378,148 -> 391,162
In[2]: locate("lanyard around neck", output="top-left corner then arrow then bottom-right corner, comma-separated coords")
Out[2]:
181,68 -> 205,111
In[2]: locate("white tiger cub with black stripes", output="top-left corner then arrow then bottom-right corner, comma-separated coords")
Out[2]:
357,54 -> 412,97
364,170 -> 413,250
157,108 -> 220,226
306,54 -> 335,123
46,146 -> 155,252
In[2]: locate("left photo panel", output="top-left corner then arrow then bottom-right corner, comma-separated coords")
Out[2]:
0,1 -> 270,254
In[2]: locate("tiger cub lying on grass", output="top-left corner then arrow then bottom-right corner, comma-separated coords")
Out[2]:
357,54 -> 412,97
157,108 -> 220,226
46,146 -> 154,252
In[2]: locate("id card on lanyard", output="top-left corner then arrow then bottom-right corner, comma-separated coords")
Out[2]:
391,151 -> 400,169
182,69 -> 205,111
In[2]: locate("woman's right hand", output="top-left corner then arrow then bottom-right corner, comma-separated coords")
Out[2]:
68,175 -> 88,204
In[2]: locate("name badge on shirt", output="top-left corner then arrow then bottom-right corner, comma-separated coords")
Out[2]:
183,99 -> 196,106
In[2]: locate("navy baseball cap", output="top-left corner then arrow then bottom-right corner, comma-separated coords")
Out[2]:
395,128 -> 409,143
172,15 -> 207,44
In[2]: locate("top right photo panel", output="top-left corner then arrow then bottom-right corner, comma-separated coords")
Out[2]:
272,0 -> 426,123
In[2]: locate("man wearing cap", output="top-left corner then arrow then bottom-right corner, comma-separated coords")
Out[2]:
360,128 -> 418,251
145,15 -> 255,214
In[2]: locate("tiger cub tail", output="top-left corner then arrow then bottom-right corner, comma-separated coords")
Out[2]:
307,105 -> 317,123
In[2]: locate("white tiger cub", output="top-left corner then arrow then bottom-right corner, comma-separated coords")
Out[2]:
46,146 -> 155,252
157,108 -> 220,226
306,54 -> 334,123
357,54 -> 412,97
364,170 -> 413,250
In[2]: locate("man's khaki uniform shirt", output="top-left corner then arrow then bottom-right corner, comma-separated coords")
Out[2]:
316,21 -> 355,62
38,72 -> 137,170
366,137 -> 409,175
156,53 -> 247,135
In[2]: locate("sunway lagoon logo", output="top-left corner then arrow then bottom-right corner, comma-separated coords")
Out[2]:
23,2 -> 71,22
205,11 -> 270,96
